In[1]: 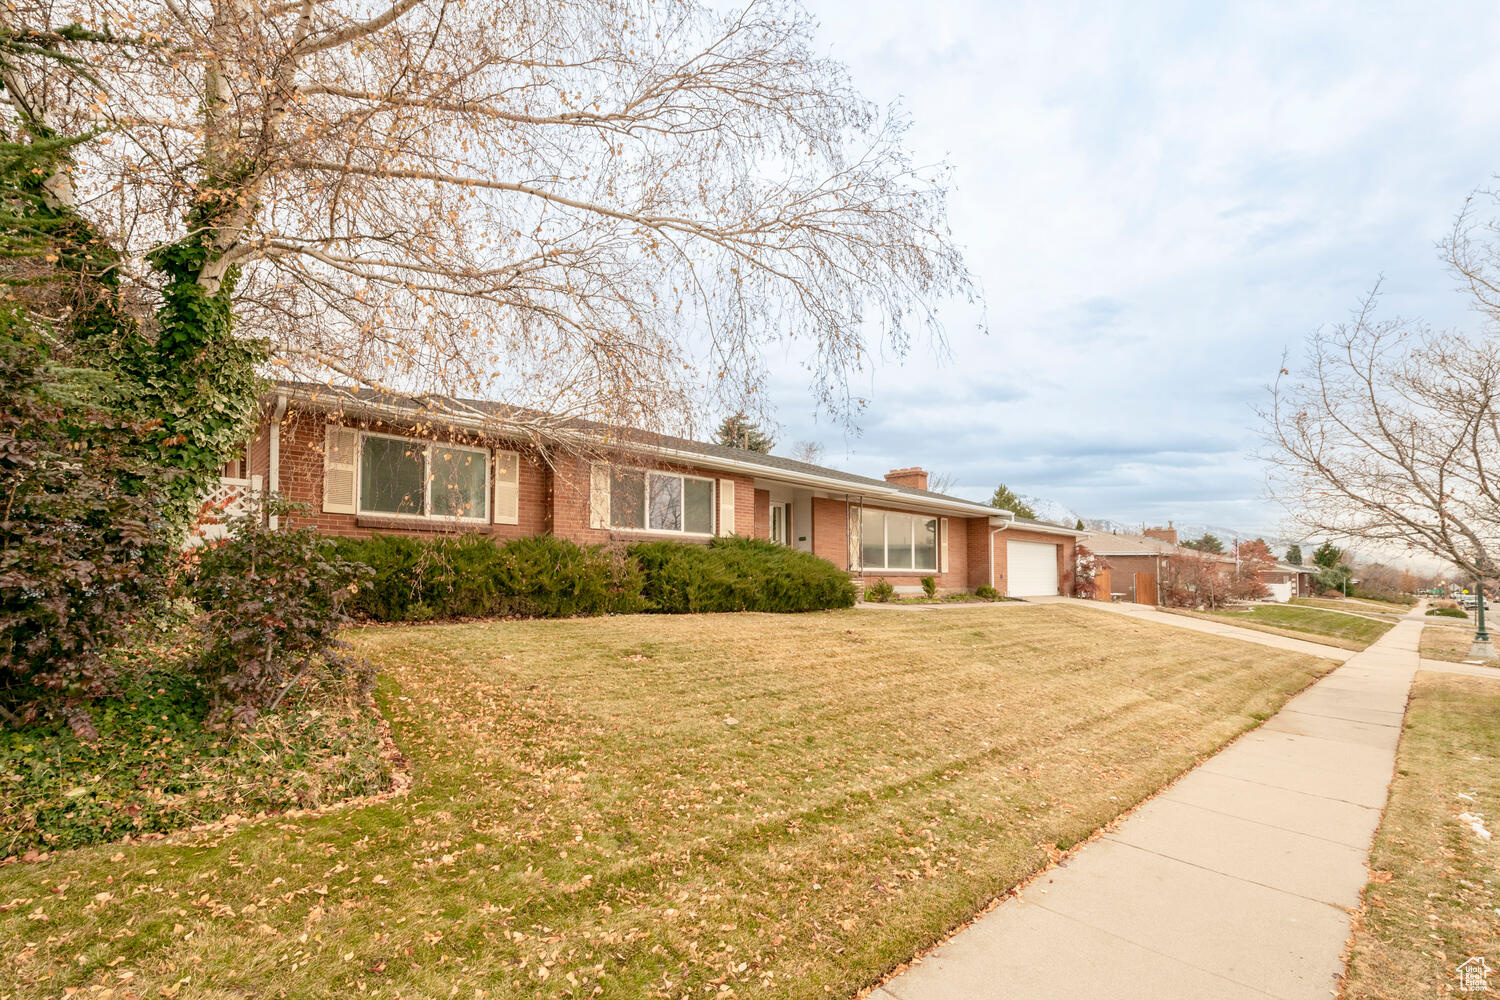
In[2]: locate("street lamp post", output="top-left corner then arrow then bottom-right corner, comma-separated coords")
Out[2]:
1470,579 -> 1495,662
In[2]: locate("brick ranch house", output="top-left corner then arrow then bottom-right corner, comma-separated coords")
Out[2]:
1079,525 -> 1236,604
221,382 -> 1083,597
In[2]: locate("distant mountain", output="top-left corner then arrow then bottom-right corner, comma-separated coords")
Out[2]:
1019,494 -> 1083,527
1017,495 -> 1297,554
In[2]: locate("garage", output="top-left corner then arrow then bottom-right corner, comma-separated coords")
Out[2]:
1006,539 -> 1060,596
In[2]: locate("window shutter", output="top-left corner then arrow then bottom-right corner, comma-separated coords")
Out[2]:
589,463 -> 610,528
939,518 -> 949,573
717,479 -> 735,536
493,450 -> 520,525
323,426 -> 358,514
847,505 -> 861,571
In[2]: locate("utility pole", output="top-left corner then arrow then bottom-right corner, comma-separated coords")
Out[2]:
1470,579 -> 1494,661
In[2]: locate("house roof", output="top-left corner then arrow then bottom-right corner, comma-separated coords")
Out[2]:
1081,529 -> 1236,561
269,380 -> 1084,534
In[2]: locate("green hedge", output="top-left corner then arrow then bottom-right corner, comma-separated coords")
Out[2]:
630,536 -> 856,614
331,534 -> 645,621
332,533 -> 855,621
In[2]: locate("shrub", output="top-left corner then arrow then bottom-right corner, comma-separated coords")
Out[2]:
975,584 -> 999,601
488,535 -> 645,618
633,536 -> 855,613
920,575 -> 937,598
332,533 -> 507,621
0,322 -> 174,735
1427,606 -> 1468,618
184,506 -> 373,726
333,533 -> 644,621
1321,588 -> 1345,599
863,578 -> 895,603
1072,543 -> 1106,599
1159,551 -> 1232,608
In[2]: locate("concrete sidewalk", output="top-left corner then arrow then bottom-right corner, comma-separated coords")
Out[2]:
873,606 -> 1426,1000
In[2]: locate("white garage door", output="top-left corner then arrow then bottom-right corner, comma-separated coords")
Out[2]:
1006,540 -> 1060,596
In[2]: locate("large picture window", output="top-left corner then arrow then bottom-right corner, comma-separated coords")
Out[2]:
609,468 -> 715,535
860,510 -> 939,571
357,433 -> 489,521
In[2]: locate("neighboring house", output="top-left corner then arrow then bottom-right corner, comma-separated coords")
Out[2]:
1081,525 -> 1235,604
225,381 -> 1082,597
1257,563 -> 1317,602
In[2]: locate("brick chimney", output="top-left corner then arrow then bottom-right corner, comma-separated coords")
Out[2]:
1144,522 -> 1178,546
885,467 -> 929,491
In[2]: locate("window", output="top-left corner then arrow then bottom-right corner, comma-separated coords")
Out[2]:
649,474 -> 682,531
861,510 -> 886,568
360,436 -> 426,516
859,509 -> 939,571
683,478 -> 715,534
610,468 -> 646,529
915,517 -> 938,570
432,445 -> 489,520
609,468 -> 715,535
357,433 -> 490,522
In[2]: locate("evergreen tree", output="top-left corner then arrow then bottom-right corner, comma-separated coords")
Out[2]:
1311,541 -> 1342,569
988,484 -> 1037,520
1182,533 -> 1224,554
1285,544 -> 1303,565
714,412 -> 774,453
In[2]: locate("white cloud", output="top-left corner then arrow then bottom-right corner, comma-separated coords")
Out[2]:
764,0 -> 1500,534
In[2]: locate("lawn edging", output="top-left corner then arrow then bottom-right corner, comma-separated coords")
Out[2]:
1158,607 -> 1369,651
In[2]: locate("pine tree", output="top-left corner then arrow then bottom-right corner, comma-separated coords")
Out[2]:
988,484 -> 1037,520
1311,541 -> 1342,569
714,412 -> 774,453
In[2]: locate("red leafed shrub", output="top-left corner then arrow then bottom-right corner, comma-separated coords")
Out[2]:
1159,551 -> 1232,609
183,503 -> 374,726
1073,542 -> 1108,599
0,319 -> 173,733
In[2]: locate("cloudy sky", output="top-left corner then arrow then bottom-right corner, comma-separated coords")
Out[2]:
766,1 -> 1500,534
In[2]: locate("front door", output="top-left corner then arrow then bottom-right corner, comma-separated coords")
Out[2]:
770,502 -> 792,545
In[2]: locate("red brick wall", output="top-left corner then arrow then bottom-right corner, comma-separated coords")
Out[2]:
1094,554 -> 1161,603
811,499 -> 978,594
965,524 -> 1078,596
753,489 -> 771,541
274,408 -> 548,540
812,496 -> 852,569
992,528 -> 1077,597
547,451 -> 755,547
966,519 -> 994,590
256,406 -> 1072,596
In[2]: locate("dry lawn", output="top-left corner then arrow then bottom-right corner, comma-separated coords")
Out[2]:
0,605 -> 1332,1000
1342,672 -> 1500,999
1420,625 -> 1500,667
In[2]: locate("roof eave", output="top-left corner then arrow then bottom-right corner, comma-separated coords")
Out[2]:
275,384 -> 1033,522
